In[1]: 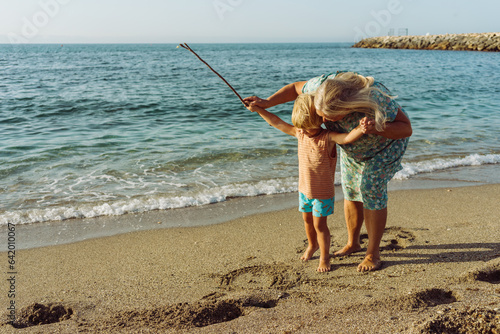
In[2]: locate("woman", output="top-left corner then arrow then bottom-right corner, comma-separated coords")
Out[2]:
244,71 -> 412,272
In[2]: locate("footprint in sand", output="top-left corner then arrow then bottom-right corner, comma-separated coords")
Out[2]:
418,308 -> 500,333
380,227 -> 417,251
218,264 -> 302,290
90,299 -> 243,331
86,291 -> 283,332
8,303 -> 73,329
401,288 -> 457,309
331,227 -> 417,253
460,259 -> 500,284
370,288 -> 457,311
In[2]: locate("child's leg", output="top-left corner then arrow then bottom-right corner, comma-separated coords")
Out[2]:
313,215 -> 331,272
300,212 -> 319,261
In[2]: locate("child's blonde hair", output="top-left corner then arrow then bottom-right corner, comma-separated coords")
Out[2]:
314,72 -> 393,132
292,94 -> 322,129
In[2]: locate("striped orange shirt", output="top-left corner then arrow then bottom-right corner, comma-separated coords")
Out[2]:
296,129 -> 337,199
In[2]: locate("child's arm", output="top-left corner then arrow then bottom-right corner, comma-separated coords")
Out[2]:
246,104 -> 297,137
327,117 -> 366,145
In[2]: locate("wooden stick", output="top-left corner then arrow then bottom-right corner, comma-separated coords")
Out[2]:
178,43 -> 248,106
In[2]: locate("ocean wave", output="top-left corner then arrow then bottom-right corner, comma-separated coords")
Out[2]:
0,178 -> 299,226
1,154 -> 498,226
395,153 -> 500,180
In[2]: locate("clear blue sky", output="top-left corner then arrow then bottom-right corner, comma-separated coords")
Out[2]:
1,0 -> 499,44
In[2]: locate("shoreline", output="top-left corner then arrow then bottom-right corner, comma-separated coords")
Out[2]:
1,183 -> 499,333
1,164 -> 499,251
352,32 -> 500,51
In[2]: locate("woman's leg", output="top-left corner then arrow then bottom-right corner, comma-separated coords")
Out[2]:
334,199 -> 364,256
357,207 -> 387,272
300,212 -> 319,261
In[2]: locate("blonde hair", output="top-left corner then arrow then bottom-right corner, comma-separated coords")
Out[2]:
292,94 -> 322,129
314,72 -> 392,131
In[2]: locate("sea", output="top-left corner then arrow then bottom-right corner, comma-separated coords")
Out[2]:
1,43 -> 499,246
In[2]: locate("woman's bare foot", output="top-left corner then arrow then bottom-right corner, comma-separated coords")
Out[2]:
300,246 -> 319,261
357,254 -> 382,272
317,257 -> 331,272
334,244 -> 362,257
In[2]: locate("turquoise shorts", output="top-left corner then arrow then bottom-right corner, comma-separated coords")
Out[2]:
299,193 -> 335,217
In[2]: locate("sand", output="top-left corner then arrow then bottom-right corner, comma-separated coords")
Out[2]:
1,184 -> 499,333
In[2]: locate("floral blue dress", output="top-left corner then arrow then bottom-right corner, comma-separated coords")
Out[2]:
303,72 -> 409,210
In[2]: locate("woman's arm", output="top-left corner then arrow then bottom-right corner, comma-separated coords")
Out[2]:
363,109 -> 412,139
246,104 -> 297,137
243,81 -> 307,109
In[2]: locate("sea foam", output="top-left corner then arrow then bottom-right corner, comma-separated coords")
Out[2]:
1,154 -> 498,226
395,154 -> 500,180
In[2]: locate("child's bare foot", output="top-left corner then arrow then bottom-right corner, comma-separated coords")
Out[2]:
317,258 -> 331,272
334,244 -> 362,257
300,246 -> 319,261
357,254 -> 382,272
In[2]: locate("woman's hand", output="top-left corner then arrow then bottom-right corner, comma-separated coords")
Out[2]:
361,109 -> 412,139
360,117 -> 376,134
243,96 -> 272,108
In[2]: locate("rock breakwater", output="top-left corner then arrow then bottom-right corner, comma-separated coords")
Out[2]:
352,32 -> 500,52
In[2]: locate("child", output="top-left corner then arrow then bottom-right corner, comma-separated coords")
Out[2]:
246,94 -> 365,272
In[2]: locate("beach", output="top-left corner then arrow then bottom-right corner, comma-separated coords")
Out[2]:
1,184 -> 499,333
1,24 -> 500,334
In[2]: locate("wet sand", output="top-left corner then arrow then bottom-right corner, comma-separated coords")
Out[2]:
1,184 -> 499,333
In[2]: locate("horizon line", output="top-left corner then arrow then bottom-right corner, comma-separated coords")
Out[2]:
0,41 -> 356,45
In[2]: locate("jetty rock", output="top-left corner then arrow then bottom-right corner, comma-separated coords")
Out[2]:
352,32 -> 500,52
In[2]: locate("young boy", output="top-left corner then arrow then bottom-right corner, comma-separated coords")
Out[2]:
246,94 -> 365,272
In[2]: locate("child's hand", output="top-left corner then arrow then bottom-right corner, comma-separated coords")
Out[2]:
360,117 -> 376,134
243,96 -> 271,108
246,103 -> 264,113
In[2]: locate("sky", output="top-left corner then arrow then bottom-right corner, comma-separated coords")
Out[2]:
1,0 -> 499,44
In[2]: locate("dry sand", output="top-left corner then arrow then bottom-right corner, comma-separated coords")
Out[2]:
1,184 -> 499,333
